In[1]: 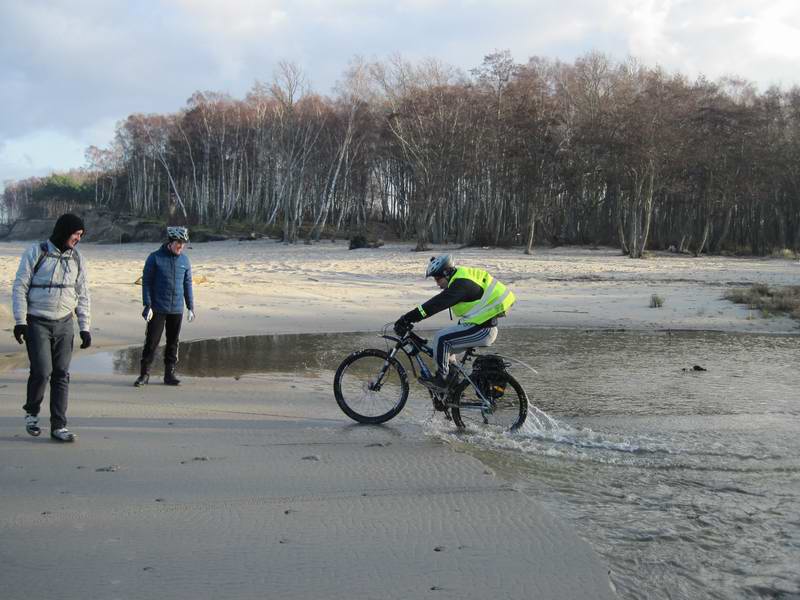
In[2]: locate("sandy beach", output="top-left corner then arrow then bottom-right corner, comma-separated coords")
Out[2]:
1,239 -> 797,599
2,240 -> 796,354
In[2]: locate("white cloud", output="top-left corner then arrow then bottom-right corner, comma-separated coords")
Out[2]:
750,2 -> 800,60
605,0 -> 800,86
175,0 -> 288,34
2,0 -> 800,190
0,119 -> 118,190
0,130 -> 84,185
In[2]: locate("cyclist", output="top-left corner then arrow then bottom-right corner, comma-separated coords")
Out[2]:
135,226 -> 195,387
394,254 -> 515,391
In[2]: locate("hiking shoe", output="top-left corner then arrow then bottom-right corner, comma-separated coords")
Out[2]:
50,428 -> 76,443
418,373 -> 449,392
25,414 -> 41,437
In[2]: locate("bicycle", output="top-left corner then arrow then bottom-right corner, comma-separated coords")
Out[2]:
333,323 -> 528,430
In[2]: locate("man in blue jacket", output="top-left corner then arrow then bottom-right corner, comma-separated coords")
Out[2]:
135,226 -> 195,387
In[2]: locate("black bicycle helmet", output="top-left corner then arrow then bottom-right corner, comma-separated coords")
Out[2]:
167,226 -> 189,242
425,254 -> 455,278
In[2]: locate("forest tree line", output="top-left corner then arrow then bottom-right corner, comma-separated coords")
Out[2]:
3,51 -> 800,257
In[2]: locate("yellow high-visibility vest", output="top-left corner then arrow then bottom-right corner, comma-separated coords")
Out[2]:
448,266 -> 515,325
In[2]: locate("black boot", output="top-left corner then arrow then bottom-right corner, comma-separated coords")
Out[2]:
134,367 -> 150,387
418,371 -> 449,392
163,366 -> 181,386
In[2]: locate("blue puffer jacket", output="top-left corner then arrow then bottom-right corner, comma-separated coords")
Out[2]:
142,244 -> 194,314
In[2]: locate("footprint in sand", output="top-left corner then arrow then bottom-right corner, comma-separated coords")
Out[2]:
180,456 -> 210,464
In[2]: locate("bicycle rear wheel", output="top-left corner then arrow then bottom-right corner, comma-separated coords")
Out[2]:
450,373 -> 527,431
333,349 -> 409,424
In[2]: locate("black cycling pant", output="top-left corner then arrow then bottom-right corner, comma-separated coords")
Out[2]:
140,312 -> 183,372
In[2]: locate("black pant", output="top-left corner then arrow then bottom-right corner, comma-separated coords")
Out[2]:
23,314 -> 74,431
140,312 -> 183,372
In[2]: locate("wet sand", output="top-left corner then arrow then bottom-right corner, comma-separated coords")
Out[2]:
0,371 -> 615,599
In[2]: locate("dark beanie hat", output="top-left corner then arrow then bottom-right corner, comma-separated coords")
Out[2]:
50,213 -> 86,251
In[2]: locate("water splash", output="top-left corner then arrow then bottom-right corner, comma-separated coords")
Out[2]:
420,402 -> 674,464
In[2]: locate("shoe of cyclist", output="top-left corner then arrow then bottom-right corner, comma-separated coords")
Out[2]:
418,371 -> 450,392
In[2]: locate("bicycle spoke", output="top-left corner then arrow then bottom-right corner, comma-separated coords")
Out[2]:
451,373 -> 527,431
334,350 -> 409,424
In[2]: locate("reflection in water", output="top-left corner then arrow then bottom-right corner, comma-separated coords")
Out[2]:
109,332 -> 378,376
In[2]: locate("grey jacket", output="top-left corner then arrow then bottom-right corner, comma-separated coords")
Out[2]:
12,240 -> 91,330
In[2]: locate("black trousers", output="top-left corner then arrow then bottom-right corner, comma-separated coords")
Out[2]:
140,312 -> 183,372
23,314 -> 74,431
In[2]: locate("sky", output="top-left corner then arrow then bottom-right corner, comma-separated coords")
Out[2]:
2,0 -> 800,191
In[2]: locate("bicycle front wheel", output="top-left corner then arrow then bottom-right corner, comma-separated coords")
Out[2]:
333,349 -> 409,424
451,373 -> 528,431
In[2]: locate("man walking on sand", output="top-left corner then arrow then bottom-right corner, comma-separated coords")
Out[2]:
135,226 -> 195,387
12,213 -> 92,442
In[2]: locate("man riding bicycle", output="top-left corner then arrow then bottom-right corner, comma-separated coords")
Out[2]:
394,254 -> 516,392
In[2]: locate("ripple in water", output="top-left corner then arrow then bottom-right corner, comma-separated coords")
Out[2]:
425,330 -> 800,600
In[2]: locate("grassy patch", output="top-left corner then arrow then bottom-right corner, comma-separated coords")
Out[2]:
771,248 -> 798,260
724,284 -> 800,319
650,294 -> 664,308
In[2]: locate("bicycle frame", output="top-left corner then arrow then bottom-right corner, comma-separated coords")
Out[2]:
380,331 -> 435,378
379,330 -> 497,415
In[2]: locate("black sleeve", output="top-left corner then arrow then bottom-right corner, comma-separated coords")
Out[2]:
402,279 -> 483,322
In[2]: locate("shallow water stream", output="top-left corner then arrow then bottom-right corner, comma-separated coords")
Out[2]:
73,328 -> 800,599
432,329 -> 800,600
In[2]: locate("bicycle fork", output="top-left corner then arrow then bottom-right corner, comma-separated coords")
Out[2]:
371,346 -> 423,391
369,349 -> 400,392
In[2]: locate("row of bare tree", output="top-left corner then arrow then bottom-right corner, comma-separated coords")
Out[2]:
5,51 -> 800,256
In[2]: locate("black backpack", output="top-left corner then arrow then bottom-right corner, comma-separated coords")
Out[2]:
29,241 -> 82,292
470,354 -> 510,399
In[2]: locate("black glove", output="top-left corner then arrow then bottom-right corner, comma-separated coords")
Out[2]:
13,324 -> 27,344
79,331 -> 92,349
394,317 -> 412,336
